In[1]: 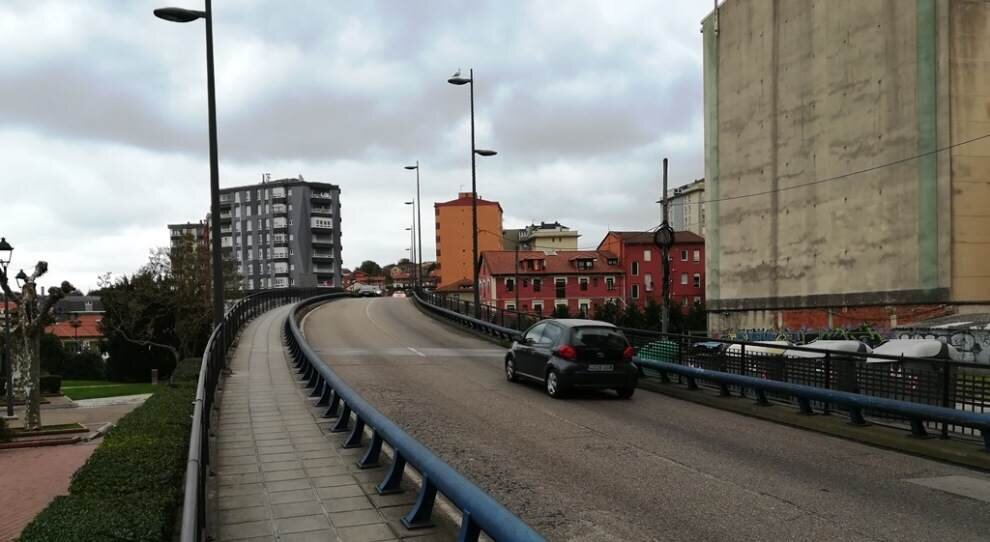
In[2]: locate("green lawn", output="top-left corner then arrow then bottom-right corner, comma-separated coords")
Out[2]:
62,380 -> 159,401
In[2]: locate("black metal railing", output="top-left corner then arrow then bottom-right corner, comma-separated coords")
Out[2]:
416,292 -> 990,446
286,293 -> 544,542
180,287 -> 335,542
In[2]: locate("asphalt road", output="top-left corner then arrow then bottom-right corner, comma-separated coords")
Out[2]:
303,297 -> 990,541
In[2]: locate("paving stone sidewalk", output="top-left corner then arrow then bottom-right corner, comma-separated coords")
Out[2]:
209,305 -> 457,542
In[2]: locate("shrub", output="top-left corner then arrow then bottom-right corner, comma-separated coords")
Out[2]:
62,351 -> 106,380
39,375 -> 62,395
40,332 -> 67,376
19,358 -> 200,541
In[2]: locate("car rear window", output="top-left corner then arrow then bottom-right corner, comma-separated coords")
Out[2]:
572,327 -> 627,349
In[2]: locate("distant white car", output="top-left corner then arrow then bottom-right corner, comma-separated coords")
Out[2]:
392,291 -> 407,298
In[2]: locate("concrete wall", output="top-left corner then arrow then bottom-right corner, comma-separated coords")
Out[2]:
706,0 -> 963,313
949,0 -> 990,300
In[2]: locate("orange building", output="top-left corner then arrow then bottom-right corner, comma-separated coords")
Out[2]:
435,192 -> 503,288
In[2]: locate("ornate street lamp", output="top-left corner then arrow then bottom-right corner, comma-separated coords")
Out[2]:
0,237 -> 13,417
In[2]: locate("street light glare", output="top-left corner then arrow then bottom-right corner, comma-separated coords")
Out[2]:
475,149 -> 497,157
153,7 -> 206,23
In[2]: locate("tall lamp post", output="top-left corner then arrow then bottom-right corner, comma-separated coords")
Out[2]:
0,237 -> 13,417
448,69 -> 497,317
404,201 -> 415,288
154,3 -> 224,327
404,162 -> 422,291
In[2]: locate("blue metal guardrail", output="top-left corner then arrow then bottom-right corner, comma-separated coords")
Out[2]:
634,356 -> 990,451
285,293 -> 544,542
413,290 -> 521,341
181,288 -> 335,542
413,291 -> 990,452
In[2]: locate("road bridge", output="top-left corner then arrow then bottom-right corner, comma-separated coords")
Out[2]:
301,297 -> 990,541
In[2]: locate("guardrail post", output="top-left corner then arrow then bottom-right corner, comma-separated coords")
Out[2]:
982,430 -> 989,452
330,403 -> 351,432
316,383 -> 332,406
309,378 -> 324,398
940,360 -> 951,439
739,344 -> 747,398
848,406 -> 868,426
797,397 -> 814,415
755,389 -> 770,406
323,390 -> 341,418
401,476 -> 438,529
343,416 -> 366,448
377,451 -> 407,495
357,431 -> 383,469
823,352 -> 832,415
457,511 -> 482,542
910,417 -> 930,438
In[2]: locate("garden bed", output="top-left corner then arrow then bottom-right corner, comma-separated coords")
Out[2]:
18,359 -> 200,541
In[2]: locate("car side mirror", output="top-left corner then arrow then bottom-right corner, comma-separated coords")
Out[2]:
521,337 -> 533,345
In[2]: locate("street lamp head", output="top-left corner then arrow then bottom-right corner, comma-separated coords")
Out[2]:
474,149 -> 497,157
404,201 -> 414,205
0,237 -> 12,265
447,73 -> 472,85
14,269 -> 28,287
404,165 -> 418,170
154,7 -> 206,22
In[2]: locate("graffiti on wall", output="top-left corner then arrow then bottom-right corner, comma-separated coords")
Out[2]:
894,328 -> 990,364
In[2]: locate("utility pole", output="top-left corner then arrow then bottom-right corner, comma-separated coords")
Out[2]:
654,158 -> 674,335
514,243 -> 520,312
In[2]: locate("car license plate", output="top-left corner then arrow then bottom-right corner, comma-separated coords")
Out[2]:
588,364 -> 613,372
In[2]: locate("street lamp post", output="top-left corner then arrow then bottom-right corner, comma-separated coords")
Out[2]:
654,158 -> 674,335
0,237 -> 13,417
448,70 -> 497,317
404,162 -> 422,291
154,3 -> 224,327
404,201 -> 415,288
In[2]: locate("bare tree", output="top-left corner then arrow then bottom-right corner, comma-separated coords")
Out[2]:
0,262 -> 73,430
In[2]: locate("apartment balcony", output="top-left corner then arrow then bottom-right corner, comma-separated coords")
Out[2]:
272,187 -> 286,200
313,265 -> 335,274
274,264 -> 289,275
312,235 -> 333,246
311,191 -> 334,201
273,234 -> 288,246
219,194 -> 234,207
219,211 -> 232,222
272,203 -> 288,215
273,249 -> 289,259
311,206 -> 334,216
310,217 -> 333,230
312,252 -> 334,261
273,218 -> 288,230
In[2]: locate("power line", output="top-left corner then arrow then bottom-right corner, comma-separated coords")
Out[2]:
666,132 -> 990,207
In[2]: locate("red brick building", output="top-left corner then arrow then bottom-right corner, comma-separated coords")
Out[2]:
478,250 -> 626,316
597,231 -> 705,311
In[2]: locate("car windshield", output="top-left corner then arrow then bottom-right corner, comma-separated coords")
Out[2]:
572,327 -> 627,349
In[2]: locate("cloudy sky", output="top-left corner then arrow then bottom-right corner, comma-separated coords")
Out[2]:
1,0 -> 710,292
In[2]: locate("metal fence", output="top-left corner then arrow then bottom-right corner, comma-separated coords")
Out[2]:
180,287 -> 334,542
286,292 -> 544,542
418,292 -> 990,445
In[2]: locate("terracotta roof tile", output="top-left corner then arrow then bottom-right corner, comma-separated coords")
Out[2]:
482,250 -> 623,276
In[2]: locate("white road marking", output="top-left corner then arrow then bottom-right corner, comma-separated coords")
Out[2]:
906,475 -> 990,503
407,347 -> 427,357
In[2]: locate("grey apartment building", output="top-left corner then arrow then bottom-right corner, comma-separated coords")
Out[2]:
217,177 -> 342,290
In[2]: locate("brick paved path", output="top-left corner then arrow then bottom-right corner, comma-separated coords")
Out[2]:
209,304 -> 456,542
0,442 -> 98,541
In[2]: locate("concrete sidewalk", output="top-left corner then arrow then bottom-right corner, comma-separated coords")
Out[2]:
209,304 -> 457,542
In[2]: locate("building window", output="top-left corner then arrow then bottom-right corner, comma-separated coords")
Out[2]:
533,278 -> 542,292
631,284 -> 640,299
631,261 -> 639,276
693,296 -> 701,305
506,302 -> 516,311
579,301 -> 590,316
533,301 -> 543,316
681,250 -> 688,261
644,274 -> 653,292
681,273 -> 688,285
693,249 -> 700,262
693,273 -> 701,288
506,278 -> 515,292
555,278 -> 566,298
605,277 -> 615,291
643,250 -> 652,262
579,277 -> 588,291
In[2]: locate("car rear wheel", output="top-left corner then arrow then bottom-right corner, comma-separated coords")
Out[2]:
505,357 -> 518,382
546,369 -> 564,399
616,386 -> 635,399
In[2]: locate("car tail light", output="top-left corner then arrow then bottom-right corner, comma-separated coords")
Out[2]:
623,346 -> 635,360
555,345 -> 578,361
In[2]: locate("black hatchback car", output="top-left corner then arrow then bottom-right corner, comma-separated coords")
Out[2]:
505,319 -> 639,399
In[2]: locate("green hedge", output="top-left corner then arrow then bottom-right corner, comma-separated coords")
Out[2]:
19,358 -> 201,542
